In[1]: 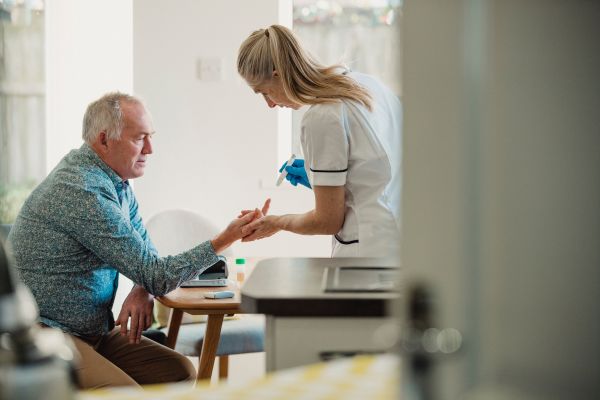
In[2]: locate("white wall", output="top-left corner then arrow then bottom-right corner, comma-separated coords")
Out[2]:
45,0 -> 134,170
132,0 -> 330,257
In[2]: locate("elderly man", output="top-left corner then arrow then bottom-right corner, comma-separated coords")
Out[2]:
7,92 -> 257,388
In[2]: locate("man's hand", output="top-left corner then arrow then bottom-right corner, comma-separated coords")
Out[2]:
115,285 -> 154,344
238,198 -> 271,220
211,208 -> 260,253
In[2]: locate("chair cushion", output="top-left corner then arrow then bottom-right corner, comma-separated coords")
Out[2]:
161,315 -> 264,356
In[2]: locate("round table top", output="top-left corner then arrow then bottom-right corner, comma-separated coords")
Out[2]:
157,280 -> 241,314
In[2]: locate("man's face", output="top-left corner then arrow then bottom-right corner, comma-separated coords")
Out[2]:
103,101 -> 155,180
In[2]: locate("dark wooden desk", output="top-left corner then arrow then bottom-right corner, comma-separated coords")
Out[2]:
157,280 -> 240,381
241,258 -> 400,316
241,258 -> 400,371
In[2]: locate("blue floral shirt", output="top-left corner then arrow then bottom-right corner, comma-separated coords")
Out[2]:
8,144 -> 218,337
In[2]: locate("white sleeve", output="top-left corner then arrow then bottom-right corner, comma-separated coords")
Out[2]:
301,104 -> 348,186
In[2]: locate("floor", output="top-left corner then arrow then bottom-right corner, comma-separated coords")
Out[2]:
188,351 -> 266,386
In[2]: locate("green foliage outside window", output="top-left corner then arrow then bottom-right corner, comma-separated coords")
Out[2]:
0,180 -> 36,224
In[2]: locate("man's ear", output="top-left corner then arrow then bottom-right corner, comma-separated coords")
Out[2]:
94,131 -> 110,153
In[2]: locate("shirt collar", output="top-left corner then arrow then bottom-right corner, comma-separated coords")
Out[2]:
80,143 -> 129,188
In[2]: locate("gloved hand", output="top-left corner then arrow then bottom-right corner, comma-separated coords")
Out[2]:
279,158 -> 312,189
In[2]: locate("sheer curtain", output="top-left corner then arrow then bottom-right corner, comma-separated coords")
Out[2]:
291,0 -> 402,154
0,2 -> 45,222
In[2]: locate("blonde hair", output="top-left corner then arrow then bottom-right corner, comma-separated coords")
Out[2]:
82,92 -> 143,144
237,25 -> 372,111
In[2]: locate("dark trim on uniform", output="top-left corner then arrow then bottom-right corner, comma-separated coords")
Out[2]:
310,168 -> 348,173
334,234 -> 359,245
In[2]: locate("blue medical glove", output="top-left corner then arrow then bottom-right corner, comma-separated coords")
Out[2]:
279,159 -> 312,189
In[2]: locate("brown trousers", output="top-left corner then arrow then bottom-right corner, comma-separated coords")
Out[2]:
68,327 -> 196,389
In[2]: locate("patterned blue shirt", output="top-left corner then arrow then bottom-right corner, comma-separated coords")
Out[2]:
8,144 -> 219,337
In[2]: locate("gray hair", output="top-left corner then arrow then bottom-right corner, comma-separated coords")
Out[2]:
82,92 -> 143,144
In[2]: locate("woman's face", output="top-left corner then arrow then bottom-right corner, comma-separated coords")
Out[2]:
252,74 -> 303,110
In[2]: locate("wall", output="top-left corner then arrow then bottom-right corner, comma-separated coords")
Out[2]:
45,0 -> 134,170
132,0 -> 329,257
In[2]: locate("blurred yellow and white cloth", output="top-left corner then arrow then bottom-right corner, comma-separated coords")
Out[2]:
79,353 -> 398,400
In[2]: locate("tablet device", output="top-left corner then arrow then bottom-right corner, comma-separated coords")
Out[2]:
322,266 -> 399,293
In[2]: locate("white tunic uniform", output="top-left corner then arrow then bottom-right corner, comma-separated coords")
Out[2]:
301,71 -> 402,257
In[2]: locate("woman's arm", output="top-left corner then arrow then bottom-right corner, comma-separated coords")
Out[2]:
241,186 -> 345,241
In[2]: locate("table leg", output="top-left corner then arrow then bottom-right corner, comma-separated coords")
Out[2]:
219,355 -> 229,379
197,314 -> 224,381
165,308 -> 183,349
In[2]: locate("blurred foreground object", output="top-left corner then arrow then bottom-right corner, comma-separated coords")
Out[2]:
0,238 -> 77,399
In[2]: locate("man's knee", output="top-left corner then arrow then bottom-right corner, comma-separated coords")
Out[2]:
159,353 -> 196,383
181,358 -> 197,382
175,355 -> 196,382
69,333 -> 139,389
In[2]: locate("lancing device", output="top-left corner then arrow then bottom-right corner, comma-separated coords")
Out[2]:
276,153 -> 296,186
204,291 -> 235,299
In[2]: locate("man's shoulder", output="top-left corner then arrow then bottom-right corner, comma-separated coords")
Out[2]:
52,149 -> 114,192
20,162 -> 113,222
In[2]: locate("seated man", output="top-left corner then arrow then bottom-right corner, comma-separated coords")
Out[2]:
7,92 -> 258,389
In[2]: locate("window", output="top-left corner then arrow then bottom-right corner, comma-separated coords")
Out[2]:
290,0 -> 402,155
0,0 -> 45,223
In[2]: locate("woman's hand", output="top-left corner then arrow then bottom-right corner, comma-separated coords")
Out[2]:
238,198 -> 274,241
282,159 -> 311,188
241,215 -> 282,242
241,186 -> 345,240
